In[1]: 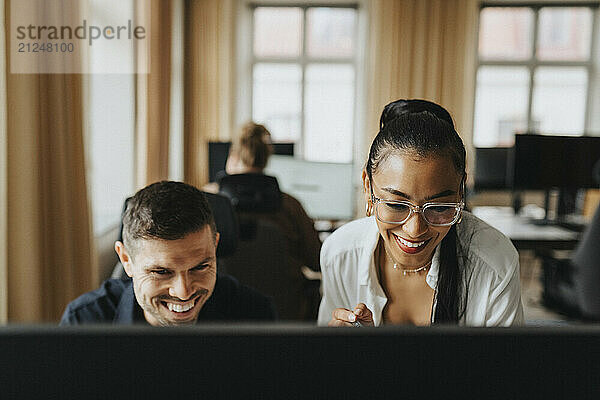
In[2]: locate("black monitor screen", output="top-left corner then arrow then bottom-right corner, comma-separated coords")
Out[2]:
2,325 -> 600,398
512,134 -> 600,190
208,141 -> 295,182
208,142 -> 231,182
474,147 -> 511,190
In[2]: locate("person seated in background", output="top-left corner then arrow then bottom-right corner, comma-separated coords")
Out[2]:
319,99 -> 524,327
60,181 -> 276,325
204,122 -> 322,320
224,122 -> 322,273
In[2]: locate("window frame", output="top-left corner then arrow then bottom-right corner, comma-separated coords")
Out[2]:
242,1 -> 361,161
474,2 -> 599,146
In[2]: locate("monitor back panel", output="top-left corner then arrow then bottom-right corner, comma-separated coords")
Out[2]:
1,324 -> 600,398
513,134 -> 600,190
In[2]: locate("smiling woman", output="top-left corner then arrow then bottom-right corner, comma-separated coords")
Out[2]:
318,99 -> 525,327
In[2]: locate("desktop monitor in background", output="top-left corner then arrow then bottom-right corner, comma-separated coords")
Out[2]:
473,147 -> 511,191
512,133 -> 600,221
264,155 -> 354,221
512,134 -> 600,190
208,141 -> 295,182
208,142 -> 231,183
271,142 -> 294,156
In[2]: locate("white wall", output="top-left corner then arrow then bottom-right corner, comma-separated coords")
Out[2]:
85,0 -> 136,235
588,6 -> 600,134
87,74 -> 135,234
169,0 -> 185,181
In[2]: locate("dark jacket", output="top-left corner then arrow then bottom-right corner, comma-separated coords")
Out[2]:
60,274 -> 277,325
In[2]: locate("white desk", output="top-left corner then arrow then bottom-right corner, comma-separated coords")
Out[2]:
471,206 -> 581,250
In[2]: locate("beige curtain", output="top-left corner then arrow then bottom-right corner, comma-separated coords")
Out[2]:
135,0 -> 173,188
4,1 -> 94,322
366,0 -> 479,179
184,0 -> 235,188
0,0 -> 7,324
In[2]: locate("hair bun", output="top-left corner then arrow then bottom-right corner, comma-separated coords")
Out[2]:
234,122 -> 273,170
380,99 -> 455,130
241,122 -> 270,143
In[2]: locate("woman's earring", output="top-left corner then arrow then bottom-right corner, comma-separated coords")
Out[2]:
365,203 -> 372,217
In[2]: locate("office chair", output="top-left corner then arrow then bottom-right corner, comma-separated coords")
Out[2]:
111,191 -> 239,279
572,202 -> 600,319
217,173 -> 281,212
217,173 -> 319,320
541,203 -> 600,321
218,173 -> 281,240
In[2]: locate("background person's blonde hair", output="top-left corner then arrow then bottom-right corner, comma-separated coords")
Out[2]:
231,122 -> 273,170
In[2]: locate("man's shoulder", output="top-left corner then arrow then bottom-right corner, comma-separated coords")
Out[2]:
60,279 -> 131,325
208,274 -> 277,320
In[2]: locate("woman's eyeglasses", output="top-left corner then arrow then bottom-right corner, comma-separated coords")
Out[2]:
370,190 -> 464,227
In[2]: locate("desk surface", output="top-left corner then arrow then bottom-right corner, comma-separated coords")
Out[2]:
472,206 -> 581,250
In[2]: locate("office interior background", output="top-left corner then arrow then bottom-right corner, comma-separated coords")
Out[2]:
0,0 -> 599,324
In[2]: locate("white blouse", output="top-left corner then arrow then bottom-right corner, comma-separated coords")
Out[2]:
317,212 -> 525,326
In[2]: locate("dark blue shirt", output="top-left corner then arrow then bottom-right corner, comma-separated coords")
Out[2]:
60,274 -> 277,325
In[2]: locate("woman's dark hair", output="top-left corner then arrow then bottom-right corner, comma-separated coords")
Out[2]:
368,99 -> 468,324
379,99 -> 455,130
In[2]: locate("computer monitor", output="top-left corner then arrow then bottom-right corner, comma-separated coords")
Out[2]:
512,134 -> 600,190
473,147 -> 511,190
264,155 -> 355,220
208,141 -> 295,182
208,142 -> 231,182
3,324 -> 600,398
512,134 -> 600,221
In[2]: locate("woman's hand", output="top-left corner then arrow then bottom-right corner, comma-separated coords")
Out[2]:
327,303 -> 374,327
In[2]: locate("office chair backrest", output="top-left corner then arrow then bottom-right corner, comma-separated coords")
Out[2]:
217,173 -> 282,213
216,174 -> 319,320
593,159 -> 600,186
218,219 -> 310,320
573,203 -> 600,319
116,196 -> 131,244
203,192 -> 238,258
218,173 -> 283,241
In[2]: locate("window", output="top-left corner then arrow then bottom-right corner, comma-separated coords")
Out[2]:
249,5 -> 358,163
473,5 -> 597,147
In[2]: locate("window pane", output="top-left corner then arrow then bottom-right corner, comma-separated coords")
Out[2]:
479,7 -> 533,61
474,66 -> 530,147
254,7 -> 302,58
537,7 -> 592,61
532,67 -> 587,135
304,64 -> 354,162
253,63 -> 302,142
306,7 -> 356,58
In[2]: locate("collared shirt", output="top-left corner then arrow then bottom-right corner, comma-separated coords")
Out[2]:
317,212 -> 525,326
60,274 -> 277,325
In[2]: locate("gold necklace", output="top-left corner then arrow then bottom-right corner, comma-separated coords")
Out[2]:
381,244 -> 432,276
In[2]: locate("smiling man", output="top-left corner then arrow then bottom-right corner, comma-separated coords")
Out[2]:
60,181 -> 276,325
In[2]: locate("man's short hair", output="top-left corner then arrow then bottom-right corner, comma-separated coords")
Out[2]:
122,181 -> 217,252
